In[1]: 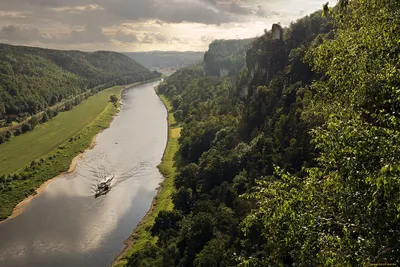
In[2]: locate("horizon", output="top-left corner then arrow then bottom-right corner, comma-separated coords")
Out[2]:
0,42 -> 206,53
0,0 -> 330,52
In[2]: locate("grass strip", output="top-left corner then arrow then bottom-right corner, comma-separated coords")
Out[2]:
0,86 -> 122,176
0,85 -> 126,220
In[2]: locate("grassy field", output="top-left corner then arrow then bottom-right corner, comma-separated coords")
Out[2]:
0,86 -> 122,176
0,85 -> 124,220
113,93 -> 181,267
0,90 -> 92,134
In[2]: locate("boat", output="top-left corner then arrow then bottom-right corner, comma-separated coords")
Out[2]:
95,174 -> 115,198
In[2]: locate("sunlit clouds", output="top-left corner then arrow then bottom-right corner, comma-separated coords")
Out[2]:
0,0 -> 329,51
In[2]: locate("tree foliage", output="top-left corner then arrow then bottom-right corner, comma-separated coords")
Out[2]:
0,44 -> 161,124
204,38 -> 254,77
128,2 -> 400,266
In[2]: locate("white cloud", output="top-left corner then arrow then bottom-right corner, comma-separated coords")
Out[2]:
67,25 -> 109,44
0,25 -> 45,42
0,0 -> 328,51
51,4 -> 104,14
115,30 -> 138,43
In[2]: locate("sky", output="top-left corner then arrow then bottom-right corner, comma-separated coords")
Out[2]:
0,0 -> 329,52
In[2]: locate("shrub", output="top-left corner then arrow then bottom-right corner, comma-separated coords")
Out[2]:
29,115 -> 38,128
174,110 -> 183,122
5,131 -> 12,139
45,109 -> 54,119
21,123 -> 31,133
12,173 -> 21,181
42,112 -> 49,122
14,128 -> 21,136
110,94 -> 119,103
21,173 -> 29,180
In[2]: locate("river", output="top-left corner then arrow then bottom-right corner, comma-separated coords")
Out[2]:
0,81 -> 167,267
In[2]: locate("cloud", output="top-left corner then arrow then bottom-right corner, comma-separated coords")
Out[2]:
230,2 -> 251,15
104,0 -> 238,25
0,25 -> 44,42
200,35 -> 213,44
51,4 -> 104,13
139,32 -> 187,46
0,11 -> 26,19
67,25 -> 109,44
201,0 -> 217,5
0,0 -> 242,27
142,32 -> 170,44
256,5 -> 267,17
0,0 -> 327,51
115,30 -> 138,43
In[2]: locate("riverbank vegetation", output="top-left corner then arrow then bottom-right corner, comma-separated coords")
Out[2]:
0,86 -> 123,176
0,43 -> 161,142
124,1 -> 400,266
114,92 -> 181,267
0,85 -> 124,220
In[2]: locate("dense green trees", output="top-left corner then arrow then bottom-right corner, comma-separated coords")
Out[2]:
0,44 -> 161,125
0,44 -> 161,144
204,39 -> 254,77
243,1 -> 400,265
127,1 -> 400,266
21,123 -> 31,133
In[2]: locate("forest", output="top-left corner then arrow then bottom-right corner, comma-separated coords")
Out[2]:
127,0 -> 400,266
203,38 -> 254,77
0,44 -> 160,126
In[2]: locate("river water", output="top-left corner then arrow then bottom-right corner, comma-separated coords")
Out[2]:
0,81 -> 167,267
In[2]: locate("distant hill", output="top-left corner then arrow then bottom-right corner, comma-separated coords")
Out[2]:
0,44 -> 160,122
203,38 -> 255,77
124,51 -> 204,74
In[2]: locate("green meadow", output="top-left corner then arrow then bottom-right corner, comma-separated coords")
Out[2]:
0,86 -> 122,176
0,85 -> 123,220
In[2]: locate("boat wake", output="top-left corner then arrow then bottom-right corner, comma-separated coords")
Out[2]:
73,158 -> 150,198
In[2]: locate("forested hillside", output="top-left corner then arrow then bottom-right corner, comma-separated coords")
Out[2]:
203,38 -> 254,77
127,0 -> 400,266
124,51 -> 204,72
0,44 -> 160,124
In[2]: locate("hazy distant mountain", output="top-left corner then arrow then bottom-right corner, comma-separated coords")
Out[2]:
124,51 -> 204,75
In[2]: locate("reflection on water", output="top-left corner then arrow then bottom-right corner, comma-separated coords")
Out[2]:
0,81 -> 167,267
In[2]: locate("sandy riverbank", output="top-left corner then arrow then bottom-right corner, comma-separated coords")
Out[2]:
0,131 -> 102,225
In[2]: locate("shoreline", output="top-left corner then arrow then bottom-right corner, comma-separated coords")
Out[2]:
0,101 -> 111,225
112,90 -> 180,267
0,176 -> 59,224
67,126 -> 101,174
1,128 -> 103,225
0,79 -> 160,224
0,78 -> 161,135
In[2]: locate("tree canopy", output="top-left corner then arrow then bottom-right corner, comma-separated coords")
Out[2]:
125,1 -> 400,266
0,44 -> 161,123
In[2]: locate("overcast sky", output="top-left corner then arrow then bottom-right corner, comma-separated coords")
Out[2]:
0,0 -> 329,52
